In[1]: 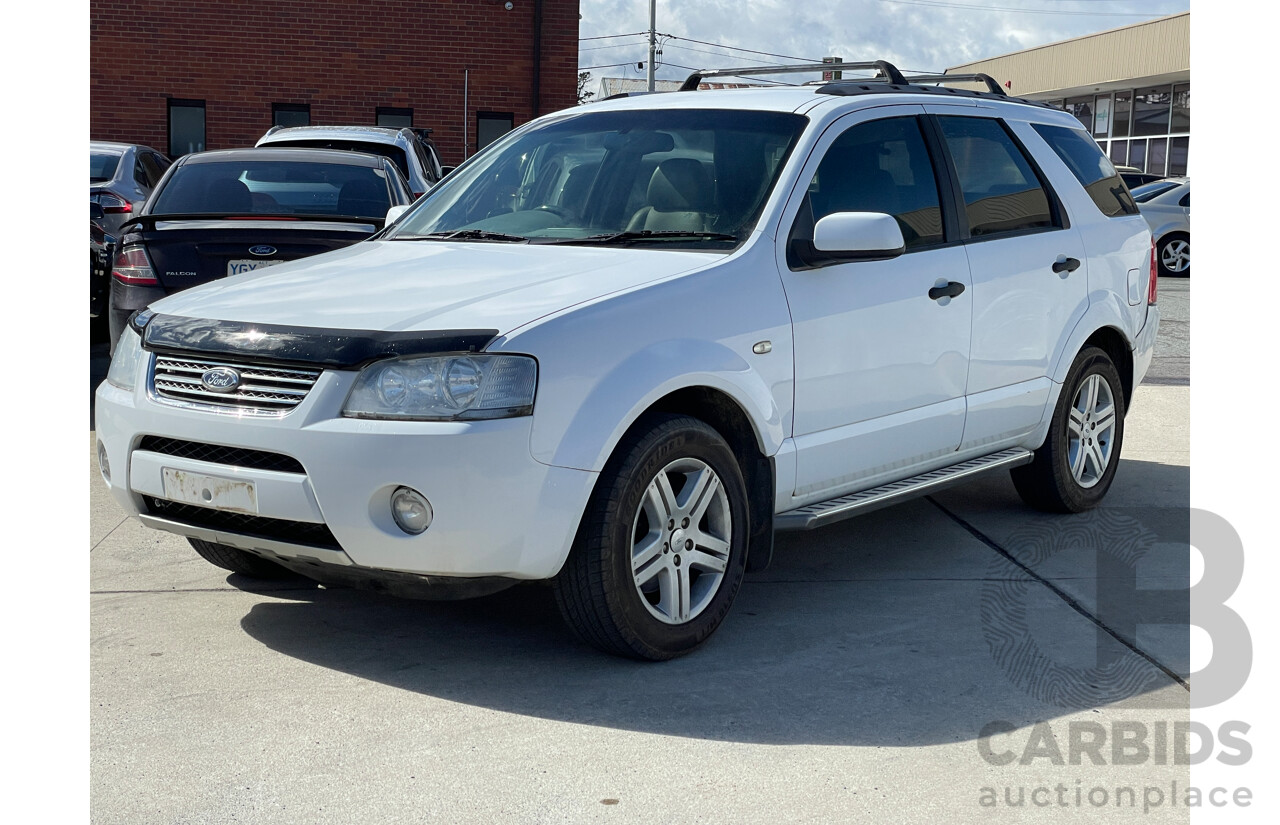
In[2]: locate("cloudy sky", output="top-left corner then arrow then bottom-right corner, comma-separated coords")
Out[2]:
577,0 -> 1190,89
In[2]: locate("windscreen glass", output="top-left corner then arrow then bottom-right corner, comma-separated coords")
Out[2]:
390,109 -> 808,247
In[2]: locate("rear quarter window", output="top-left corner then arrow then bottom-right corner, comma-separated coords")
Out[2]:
1031,123 -> 1138,218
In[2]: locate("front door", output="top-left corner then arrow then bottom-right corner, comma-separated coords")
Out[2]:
777,108 -> 972,506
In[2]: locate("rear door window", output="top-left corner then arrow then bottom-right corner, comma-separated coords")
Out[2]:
937,116 -> 1057,238
1031,123 -> 1138,217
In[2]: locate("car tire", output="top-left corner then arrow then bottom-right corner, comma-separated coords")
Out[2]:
553,414 -> 749,661
1157,233 -> 1190,277
188,537 -> 293,579
1011,346 -> 1126,513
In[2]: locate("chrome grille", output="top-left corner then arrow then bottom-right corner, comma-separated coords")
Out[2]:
151,354 -> 322,414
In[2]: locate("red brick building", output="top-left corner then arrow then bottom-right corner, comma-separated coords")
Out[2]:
90,0 -> 581,166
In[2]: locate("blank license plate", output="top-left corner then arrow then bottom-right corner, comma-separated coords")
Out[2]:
162,468 -> 258,513
227,259 -> 283,276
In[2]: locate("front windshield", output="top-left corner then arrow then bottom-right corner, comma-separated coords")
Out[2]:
391,108 -> 807,246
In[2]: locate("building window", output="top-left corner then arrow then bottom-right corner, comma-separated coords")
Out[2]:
1064,96 -> 1093,130
1133,85 -> 1172,137
1171,83 -> 1190,133
1112,92 -> 1132,138
377,107 -> 413,128
273,103 -> 310,127
1169,137 -> 1189,176
476,111 -> 515,152
168,99 -> 206,157
1148,138 -> 1169,177
1109,140 -> 1128,166
1092,95 -> 1111,138
1128,139 -> 1147,171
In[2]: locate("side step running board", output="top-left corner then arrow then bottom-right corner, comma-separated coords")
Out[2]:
775,448 -> 1033,531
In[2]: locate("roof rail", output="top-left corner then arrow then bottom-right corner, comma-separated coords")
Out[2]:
678,60 -> 908,91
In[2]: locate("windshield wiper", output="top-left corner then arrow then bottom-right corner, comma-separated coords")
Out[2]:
547,230 -> 738,246
399,229 -> 528,243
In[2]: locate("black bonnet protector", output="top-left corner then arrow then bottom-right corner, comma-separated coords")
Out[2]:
137,313 -> 498,368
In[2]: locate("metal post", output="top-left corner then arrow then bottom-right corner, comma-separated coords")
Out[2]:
463,68 -> 470,160
647,0 -> 656,92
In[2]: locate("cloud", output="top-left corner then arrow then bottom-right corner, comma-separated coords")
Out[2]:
578,0 -> 1187,82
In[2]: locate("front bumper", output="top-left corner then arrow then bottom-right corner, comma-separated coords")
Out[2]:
94,361 -> 598,581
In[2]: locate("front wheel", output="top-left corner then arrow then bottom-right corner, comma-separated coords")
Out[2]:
1157,234 -> 1190,277
554,414 -> 749,660
188,537 -> 293,579
1011,347 -> 1126,513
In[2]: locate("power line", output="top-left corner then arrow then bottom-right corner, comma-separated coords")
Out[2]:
666,35 -> 820,63
579,31 -> 647,42
661,42 -> 799,69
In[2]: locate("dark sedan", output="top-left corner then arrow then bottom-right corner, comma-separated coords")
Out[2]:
108,148 -> 413,350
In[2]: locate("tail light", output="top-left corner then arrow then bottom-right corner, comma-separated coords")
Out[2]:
1147,237 -> 1158,305
412,191 -> 425,199
112,245 -> 159,285
98,191 -> 133,215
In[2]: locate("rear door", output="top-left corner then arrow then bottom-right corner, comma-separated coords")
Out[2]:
925,107 -> 1090,449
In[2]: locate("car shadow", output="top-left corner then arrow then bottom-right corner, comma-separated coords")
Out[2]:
235,459 -> 1188,747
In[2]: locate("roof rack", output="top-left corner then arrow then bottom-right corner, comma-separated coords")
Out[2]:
678,60 -> 1010,99
892,72 -> 1006,96
679,61 -> 908,91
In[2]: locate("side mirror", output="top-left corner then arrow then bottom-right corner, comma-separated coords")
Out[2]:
385,204 -> 411,225
90,202 -> 105,222
812,212 -> 905,259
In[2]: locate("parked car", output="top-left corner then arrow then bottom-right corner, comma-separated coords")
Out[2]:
90,203 -> 113,339
1132,177 -> 1190,276
256,125 -> 444,198
96,61 -> 1158,660
90,141 -> 172,238
107,147 -> 414,350
1113,165 -> 1164,189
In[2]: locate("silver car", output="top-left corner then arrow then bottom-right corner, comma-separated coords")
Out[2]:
90,141 -> 172,239
1133,176 -> 1190,277
256,125 -> 444,199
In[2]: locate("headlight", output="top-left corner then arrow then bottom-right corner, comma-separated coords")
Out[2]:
106,327 -> 145,391
342,354 -> 537,420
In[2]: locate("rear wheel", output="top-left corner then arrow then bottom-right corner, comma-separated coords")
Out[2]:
187,537 -> 293,579
554,414 -> 749,660
1011,346 -> 1126,513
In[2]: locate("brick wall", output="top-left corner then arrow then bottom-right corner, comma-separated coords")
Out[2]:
90,0 -> 580,166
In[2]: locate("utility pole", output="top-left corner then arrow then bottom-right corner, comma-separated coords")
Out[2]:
647,0 -> 656,91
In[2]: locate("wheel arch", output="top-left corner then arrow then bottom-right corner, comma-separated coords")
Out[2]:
589,385 -> 777,573
1081,326 -> 1135,409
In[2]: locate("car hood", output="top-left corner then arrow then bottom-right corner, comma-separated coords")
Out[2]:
150,240 -> 718,335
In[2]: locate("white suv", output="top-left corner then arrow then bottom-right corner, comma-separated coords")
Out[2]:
96,62 -> 1159,660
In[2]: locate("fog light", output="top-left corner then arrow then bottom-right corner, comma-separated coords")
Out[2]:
97,440 -> 111,483
391,486 -> 432,534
